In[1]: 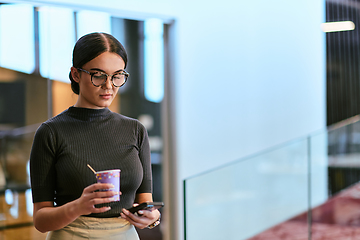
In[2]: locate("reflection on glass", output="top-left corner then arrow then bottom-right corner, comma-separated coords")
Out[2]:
0,4 -> 35,74
39,6 -> 75,82
144,18 -> 164,103
185,139 -> 309,240
76,10 -> 111,39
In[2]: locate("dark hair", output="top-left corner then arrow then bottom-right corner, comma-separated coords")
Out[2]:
69,32 -> 128,94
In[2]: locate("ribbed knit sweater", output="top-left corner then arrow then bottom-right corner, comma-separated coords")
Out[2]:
30,106 -> 152,218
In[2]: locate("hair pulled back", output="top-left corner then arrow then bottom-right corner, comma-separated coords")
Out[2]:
69,32 -> 128,95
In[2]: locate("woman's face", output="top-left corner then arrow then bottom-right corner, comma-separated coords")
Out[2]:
72,51 -> 125,109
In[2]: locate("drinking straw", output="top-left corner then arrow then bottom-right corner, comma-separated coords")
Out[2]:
87,164 -> 96,174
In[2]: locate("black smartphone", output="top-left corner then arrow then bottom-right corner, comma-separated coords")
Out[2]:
127,202 -> 164,214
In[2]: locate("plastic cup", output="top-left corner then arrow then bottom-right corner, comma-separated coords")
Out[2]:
95,169 -> 121,201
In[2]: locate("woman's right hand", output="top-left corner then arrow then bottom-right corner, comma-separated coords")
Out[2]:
33,183 -> 120,233
73,183 -> 120,216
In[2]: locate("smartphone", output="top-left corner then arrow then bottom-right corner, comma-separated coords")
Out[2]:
127,202 -> 164,214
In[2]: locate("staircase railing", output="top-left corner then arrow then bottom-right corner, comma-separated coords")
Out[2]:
184,115 -> 360,240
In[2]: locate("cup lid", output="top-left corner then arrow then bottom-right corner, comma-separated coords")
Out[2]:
95,169 -> 121,174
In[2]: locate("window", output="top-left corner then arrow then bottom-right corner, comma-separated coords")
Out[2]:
0,4 -> 35,74
76,10 -> 111,38
144,18 -> 164,103
38,6 -> 75,82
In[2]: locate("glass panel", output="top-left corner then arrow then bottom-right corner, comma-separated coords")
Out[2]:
144,18 -> 164,103
310,131 -> 329,207
76,10 -> 111,38
38,6 -> 75,82
309,121 -> 360,238
184,120 -> 360,239
0,4 -> 35,74
185,139 -> 309,240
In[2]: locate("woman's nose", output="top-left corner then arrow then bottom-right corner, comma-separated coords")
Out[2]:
102,76 -> 113,89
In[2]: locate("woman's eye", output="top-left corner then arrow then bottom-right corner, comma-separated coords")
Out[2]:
92,73 -> 105,78
113,74 -> 122,80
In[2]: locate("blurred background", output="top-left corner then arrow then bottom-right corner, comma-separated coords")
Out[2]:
0,0 -> 359,239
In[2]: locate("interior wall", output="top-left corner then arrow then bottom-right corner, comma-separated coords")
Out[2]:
174,0 -> 325,178
0,67 -> 48,126
52,81 -> 77,116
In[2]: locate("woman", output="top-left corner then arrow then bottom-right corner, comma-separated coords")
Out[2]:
30,32 -> 160,240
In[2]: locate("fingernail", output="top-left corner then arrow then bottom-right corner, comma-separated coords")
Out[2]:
138,210 -> 143,215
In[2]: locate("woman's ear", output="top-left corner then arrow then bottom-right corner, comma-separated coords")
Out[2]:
70,67 -> 80,83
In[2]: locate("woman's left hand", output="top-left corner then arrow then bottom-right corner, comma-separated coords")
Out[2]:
120,206 -> 160,229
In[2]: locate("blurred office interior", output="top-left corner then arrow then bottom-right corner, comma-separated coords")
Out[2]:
0,0 -> 359,240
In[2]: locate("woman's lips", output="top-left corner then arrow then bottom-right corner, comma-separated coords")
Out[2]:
100,93 -> 112,99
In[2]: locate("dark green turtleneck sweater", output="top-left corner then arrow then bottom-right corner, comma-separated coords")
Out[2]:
30,106 -> 152,218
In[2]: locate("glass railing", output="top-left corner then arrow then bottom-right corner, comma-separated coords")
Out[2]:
184,116 -> 360,240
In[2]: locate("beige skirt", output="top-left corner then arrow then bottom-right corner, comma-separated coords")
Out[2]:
46,216 -> 139,240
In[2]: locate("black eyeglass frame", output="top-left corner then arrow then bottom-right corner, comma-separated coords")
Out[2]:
76,68 -> 129,87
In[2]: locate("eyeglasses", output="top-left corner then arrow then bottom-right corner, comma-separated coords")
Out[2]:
76,68 -> 129,87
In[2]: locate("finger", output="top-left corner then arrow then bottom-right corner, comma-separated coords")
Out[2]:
138,207 -> 154,215
91,191 -> 119,198
121,208 -> 153,226
85,183 -> 115,192
137,210 -> 149,216
92,206 -> 112,213
120,212 -> 148,229
82,191 -> 118,203
122,209 -> 143,222
89,196 -> 117,205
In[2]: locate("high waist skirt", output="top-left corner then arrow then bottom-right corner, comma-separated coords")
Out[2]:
46,216 -> 140,240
